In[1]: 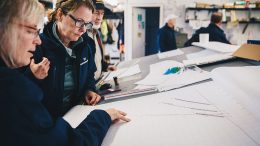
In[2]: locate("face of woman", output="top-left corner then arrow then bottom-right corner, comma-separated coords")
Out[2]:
58,5 -> 92,43
1,21 -> 41,68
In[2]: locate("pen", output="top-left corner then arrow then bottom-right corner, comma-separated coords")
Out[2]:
114,62 -> 120,67
97,80 -> 104,89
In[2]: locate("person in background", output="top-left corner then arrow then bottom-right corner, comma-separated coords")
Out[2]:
85,0 -> 117,82
0,0 -> 130,146
184,12 -> 231,47
157,14 -> 178,52
32,0 -> 102,118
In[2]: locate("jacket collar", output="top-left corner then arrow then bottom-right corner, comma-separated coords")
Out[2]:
208,23 -> 223,32
164,23 -> 175,30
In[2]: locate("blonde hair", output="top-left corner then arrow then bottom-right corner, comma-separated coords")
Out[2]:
0,0 -> 44,67
48,0 -> 95,22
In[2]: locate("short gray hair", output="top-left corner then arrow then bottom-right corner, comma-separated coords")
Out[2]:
164,14 -> 178,24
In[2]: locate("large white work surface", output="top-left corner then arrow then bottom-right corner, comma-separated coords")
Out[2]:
64,46 -> 260,145
64,66 -> 260,146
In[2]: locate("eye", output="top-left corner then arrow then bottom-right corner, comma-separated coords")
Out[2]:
26,29 -> 38,37
76,19 -> 85,24
27,30 -> 35,35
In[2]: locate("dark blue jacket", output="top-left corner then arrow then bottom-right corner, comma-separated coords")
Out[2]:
0,59 -> 111,146
33,22 -> 97,118
157,24 -> 177,52
184,23 -> 231,47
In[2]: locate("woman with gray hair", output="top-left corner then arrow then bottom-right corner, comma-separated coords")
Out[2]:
0,0 -> 130,146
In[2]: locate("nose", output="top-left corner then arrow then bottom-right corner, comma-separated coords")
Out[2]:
33,35 -> 42,45
79,26 -> 87,33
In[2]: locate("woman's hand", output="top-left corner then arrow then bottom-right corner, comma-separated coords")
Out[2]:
105,108 -> 131,123
85,91 -> 101,105
30,57 -> 50,79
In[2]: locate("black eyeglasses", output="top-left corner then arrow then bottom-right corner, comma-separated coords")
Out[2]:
68,14 -> 93,30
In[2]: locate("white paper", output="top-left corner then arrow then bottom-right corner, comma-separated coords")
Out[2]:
134,72 -> 169,86
211,66 -> 260,121
192,41 -> 241,53
157,69 -> 211,92
63,81 -> 260,146
183,53 -> 234,66
157,49 -> 184,59
118,64 -> 141,78
135,60 -> 211,91
104,64 -> 141,81
149,60 -> 183,72
134,85 -> 155,90
186,49 -> 219,60
135,60 -> 183,86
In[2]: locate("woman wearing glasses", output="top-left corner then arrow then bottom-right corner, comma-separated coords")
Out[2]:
0,0 -> 130,145
32,0 -> 103,118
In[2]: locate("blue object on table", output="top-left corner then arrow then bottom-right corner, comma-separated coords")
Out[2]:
164,67 -> 181,75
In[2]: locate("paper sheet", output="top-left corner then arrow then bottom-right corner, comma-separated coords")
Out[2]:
104,64 -> 141,81
149,60 -> 183,73
192,41 -> 240,53
211,66 -> 260,121
135,60 -> 211,91
135,60 -> 183,86
183,53 -> 234,66
186,49 -> 219,60
157,49 -> 184,59
157,69 -> 211,92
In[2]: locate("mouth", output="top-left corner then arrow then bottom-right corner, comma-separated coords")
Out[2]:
28,50 -> 35,57
28,50 -> 35,54
75,34 -> 82,37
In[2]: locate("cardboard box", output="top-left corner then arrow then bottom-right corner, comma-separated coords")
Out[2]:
233,44 -> 260,61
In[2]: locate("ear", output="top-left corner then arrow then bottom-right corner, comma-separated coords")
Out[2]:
56,8 -> 64,22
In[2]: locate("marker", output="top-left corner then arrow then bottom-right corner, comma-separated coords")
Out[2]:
164,67 -> 181,75
113,76 -> 119,86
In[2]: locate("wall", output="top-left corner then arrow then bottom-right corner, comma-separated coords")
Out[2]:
124,0 -> 164,60
123,0 -> 260,60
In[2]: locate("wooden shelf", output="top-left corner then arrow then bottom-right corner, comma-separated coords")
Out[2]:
185,19 -> 260,24
186,7 -> 260,11
185,7 -> 260,24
